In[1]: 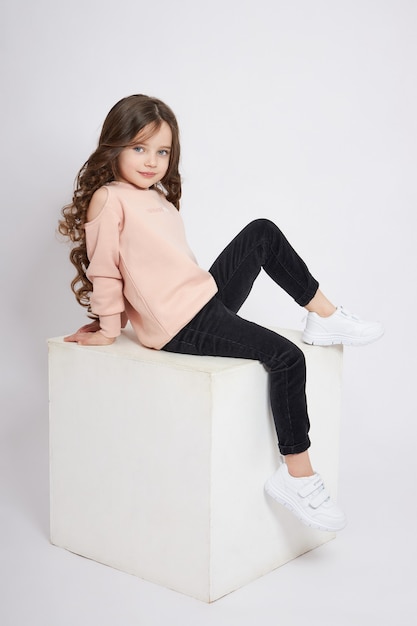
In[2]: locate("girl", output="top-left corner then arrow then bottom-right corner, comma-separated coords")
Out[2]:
60,94 -> 383,533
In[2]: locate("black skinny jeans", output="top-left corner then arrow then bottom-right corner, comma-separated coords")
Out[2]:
162,219 -> 319,455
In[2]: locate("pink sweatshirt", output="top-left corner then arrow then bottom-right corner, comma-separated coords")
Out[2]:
85,181 -> 218,348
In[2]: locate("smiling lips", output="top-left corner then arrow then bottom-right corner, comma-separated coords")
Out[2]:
139,171 -> 156,178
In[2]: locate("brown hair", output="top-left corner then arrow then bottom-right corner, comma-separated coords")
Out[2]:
58,94 -> 181,311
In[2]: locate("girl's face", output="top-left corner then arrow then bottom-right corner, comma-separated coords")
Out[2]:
116,122 -> 172,189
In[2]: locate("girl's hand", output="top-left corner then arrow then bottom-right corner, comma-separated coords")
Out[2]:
64,329 -> 115,346
64,320 -> 101,342
72,320 -> 101,334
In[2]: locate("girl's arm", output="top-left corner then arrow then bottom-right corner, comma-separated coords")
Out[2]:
84,192 -> 125,339
65,190 -> 127,346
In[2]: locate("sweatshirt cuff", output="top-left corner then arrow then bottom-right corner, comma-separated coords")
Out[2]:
99,314 -> 122,338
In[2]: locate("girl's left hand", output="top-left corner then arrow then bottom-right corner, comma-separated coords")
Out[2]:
71,320 -> 101,334
64,329 -> 115,346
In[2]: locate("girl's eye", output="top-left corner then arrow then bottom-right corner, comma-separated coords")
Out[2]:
158,149 -> 170,156
133,146 -> 144,153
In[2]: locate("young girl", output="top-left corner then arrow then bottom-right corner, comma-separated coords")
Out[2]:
59,94 -> 383,533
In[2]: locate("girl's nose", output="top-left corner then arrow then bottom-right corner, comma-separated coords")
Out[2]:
145,152 -> 157,167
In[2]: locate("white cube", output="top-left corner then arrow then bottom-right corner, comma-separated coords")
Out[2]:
48,327 -> 343,602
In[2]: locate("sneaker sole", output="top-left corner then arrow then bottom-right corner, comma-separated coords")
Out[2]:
302,329 -> 384,347
264,479 -> 346,533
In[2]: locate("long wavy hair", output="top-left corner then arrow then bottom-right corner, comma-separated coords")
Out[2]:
58,94 -> 182,312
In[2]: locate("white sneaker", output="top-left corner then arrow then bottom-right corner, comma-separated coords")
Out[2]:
265,463 -> 346,532
302,306 -> 384,346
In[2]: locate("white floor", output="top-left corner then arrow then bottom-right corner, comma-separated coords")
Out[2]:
1,330 -> 415,626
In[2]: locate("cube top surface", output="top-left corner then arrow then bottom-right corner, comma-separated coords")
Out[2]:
49,326 -> 341,372
48,327 -> 295,374
48,326 -> 340,374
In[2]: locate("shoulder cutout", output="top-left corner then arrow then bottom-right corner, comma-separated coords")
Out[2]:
87,187 -> 109,222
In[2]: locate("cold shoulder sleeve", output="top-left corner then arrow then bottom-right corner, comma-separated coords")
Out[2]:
85,200 -> 125,338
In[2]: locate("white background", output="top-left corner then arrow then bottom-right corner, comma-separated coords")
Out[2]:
1,0 -> 416,624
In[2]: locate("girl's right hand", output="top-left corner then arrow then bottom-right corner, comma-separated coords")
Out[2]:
64,328 -> 115,346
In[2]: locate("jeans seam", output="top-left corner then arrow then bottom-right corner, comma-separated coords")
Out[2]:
214,241 -> 263,300
215,230 -> 313,303
282,368 -> 295,448
266,244 -> 310,293
183,324 -> 294,369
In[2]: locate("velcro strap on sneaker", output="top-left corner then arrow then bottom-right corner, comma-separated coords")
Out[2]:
309,489 -> 330,509
298,476 -> 323,498
297,476 -> 330,509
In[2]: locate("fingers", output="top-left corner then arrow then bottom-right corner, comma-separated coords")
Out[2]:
64,333 -> 79,342
64,331 -> 115,346
64,322 -> 101,342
